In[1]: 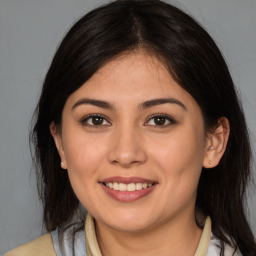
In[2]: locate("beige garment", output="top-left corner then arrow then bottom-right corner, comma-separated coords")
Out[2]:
85,213 -> 212,256
194,217 -> 211,256
4,214 -> 211,256
4,233 -> 56,256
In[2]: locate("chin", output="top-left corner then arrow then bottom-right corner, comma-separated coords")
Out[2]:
97,210 -> 158,233
108,220 -> 153,233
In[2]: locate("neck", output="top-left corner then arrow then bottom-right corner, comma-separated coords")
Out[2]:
95,210 -> 202,256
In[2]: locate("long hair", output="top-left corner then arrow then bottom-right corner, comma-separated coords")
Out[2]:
31,0 -> 256,255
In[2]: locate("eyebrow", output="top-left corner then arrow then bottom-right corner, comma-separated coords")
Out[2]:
139,98 -> 187,111
72,98 -> 115,110
72,97 -> 187,111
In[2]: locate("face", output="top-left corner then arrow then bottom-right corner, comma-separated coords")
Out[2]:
52,51 -> 213,233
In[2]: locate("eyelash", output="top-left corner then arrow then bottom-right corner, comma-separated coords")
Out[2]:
80,113 -> 176,127
80,114 -> 111,127
145,114 -> 176,127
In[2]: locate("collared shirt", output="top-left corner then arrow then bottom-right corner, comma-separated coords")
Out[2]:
51,213 -> 242,256
4,213 -> 242,256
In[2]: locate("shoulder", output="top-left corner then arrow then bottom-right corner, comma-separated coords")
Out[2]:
4,233 -> 56,256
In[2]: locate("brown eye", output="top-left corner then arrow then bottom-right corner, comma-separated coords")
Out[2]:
145,114 -> 176,127
91,116 -> 104,125
153,117 -> 166,125
81,115 -> 111,126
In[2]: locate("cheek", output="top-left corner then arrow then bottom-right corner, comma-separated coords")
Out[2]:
61,127 -> 108,179
61,131 -> 108,211
152,128 -> 205,171
151,135 -> 205,215
150,126 -> 206,195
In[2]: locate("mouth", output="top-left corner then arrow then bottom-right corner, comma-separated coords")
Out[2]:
103,182 -> 154,192
99,177 -> 158,202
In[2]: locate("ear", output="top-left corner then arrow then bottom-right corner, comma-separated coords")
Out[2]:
203,117 -> 230,169
50,122 -> 67,169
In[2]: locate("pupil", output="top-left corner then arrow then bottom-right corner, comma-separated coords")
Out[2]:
154,117 -> 165,125
92,117 -> 103,125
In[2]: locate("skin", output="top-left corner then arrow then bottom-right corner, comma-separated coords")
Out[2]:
51,50 -> 229,256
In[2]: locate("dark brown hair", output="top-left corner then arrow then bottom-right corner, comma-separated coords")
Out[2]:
31,0 -> 256,255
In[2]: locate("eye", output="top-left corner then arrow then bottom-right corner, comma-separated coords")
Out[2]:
81,114 -> 111,127
145,114 -> 176,127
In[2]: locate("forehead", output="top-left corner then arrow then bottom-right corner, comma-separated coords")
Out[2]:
65,50 -> 198,111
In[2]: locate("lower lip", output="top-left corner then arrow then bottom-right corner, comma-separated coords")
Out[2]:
100,183 -> 156,202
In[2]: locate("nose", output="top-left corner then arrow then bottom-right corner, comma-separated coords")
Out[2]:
108,125 -> 147,168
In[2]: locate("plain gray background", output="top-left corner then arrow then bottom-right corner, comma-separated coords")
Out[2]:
0,0 -> 255,254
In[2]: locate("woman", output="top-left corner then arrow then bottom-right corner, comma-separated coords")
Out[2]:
5,0 -> 256,255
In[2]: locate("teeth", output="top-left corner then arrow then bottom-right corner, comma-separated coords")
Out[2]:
127,183 -> 136,192
113,182 -> 119,190
105,182 -> 153,191
119,183 -> 127,191
136,183 -> 142,190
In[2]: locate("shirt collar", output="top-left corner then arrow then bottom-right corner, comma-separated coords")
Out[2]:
85,213 -> 212,256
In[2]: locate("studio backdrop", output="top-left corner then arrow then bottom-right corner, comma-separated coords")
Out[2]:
0,0 -> 255,254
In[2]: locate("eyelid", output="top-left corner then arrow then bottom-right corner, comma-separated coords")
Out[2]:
144,113 -> 176,126
80,114 -> 111,126
79,113 -> 176,127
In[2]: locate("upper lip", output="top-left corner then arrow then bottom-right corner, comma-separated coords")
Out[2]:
99,176 -> 157,184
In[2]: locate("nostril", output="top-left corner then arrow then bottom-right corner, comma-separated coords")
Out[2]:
108,148 -> 147,167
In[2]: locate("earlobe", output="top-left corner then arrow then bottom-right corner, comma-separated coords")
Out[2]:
203,117 -> 230,169
49,122 -> 67,169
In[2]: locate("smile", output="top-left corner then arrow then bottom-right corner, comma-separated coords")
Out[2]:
104,182 -> 153,192
100,177 -> 157,202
